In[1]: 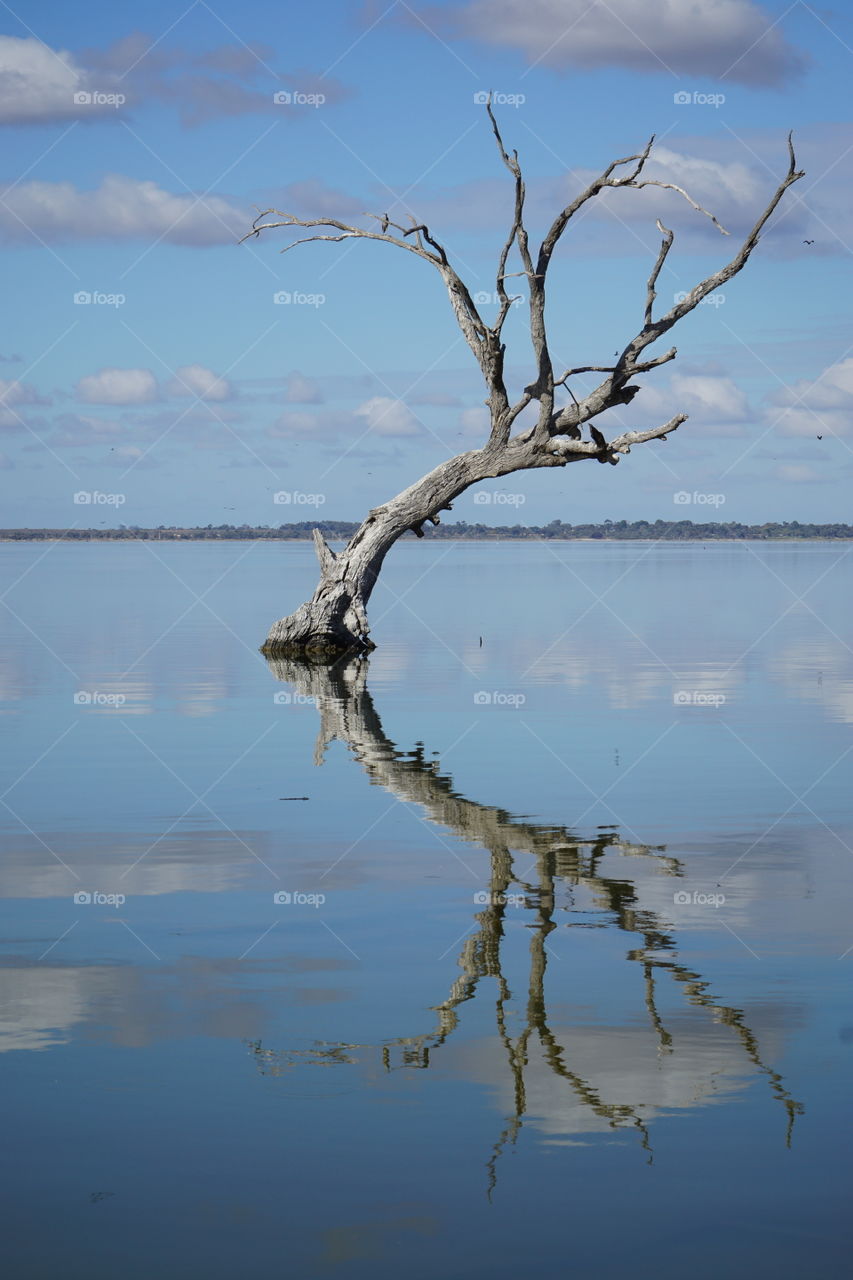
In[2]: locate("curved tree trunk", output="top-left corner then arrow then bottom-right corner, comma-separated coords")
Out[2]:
261,446 -> 528,657
250,115 -> 802,658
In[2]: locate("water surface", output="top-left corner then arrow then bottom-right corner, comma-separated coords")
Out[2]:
1,540 -> 851,1277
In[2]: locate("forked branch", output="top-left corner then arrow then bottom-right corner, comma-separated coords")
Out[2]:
243,116 -> 803,476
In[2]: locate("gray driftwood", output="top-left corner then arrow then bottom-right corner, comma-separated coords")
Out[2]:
244,108 -> 803,656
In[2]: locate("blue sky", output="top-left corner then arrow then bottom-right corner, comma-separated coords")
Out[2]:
1,0 -> 851,527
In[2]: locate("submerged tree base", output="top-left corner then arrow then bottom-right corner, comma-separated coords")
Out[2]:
260,634 -> 375,660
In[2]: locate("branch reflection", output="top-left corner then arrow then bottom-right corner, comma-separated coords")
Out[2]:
257,656 -> 802,1185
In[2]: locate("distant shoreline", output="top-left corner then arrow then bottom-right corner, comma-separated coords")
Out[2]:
2,521 -> 853,543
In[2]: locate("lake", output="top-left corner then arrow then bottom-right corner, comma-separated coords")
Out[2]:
1,539 -> 851,1278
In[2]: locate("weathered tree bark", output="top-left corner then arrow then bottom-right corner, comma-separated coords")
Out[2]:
246,108 -> 803,656
262,448 -> 516,655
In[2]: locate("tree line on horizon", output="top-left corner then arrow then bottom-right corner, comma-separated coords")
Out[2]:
4,519 -> 852,541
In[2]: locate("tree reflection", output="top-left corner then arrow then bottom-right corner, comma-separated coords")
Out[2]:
254,655 -> 802,1183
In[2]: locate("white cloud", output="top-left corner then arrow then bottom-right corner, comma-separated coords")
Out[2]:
669,373 -> 751,422
440,0 -> 804,85
0,378 -> 47,427
50,413 -> 125,447
0,379 -> 43,407
285,371 -> 324,404
168,364 -> 233,401
773,463 -> 828,484
0,175 -> 245,245
626,371 -> 752,430
0,35 -> 121,125
76,368 -> 159,405
268,409 -> 350,438
402,140 -> 806,256
270,397 -> 422,440
459,406 -> 489,436
770,357 -> 853,438
540,146 -> 772,246
354,396 -> 420,437
0,34 -> 351,128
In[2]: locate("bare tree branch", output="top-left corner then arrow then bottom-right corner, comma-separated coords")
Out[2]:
245,115 -> 803,657
645,219 -> 674,325
536,136 -> 656,277
549,135 -> 804,440
631,181 -> 731,234
549,414 -> 688,464
487,105 -> 557,449
242,209 -> 497,386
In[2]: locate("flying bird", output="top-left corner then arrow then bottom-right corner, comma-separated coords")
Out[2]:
803,239 -> 814,245
817,435 -> 823,440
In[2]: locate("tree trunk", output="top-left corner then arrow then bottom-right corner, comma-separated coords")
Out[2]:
249,118 -> 802,659
261,446 -> 524,657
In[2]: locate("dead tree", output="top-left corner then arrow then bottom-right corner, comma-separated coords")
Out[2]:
244,106 -> 803,656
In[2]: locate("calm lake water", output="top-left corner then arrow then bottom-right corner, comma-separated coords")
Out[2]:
1,539 -> 852,1278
